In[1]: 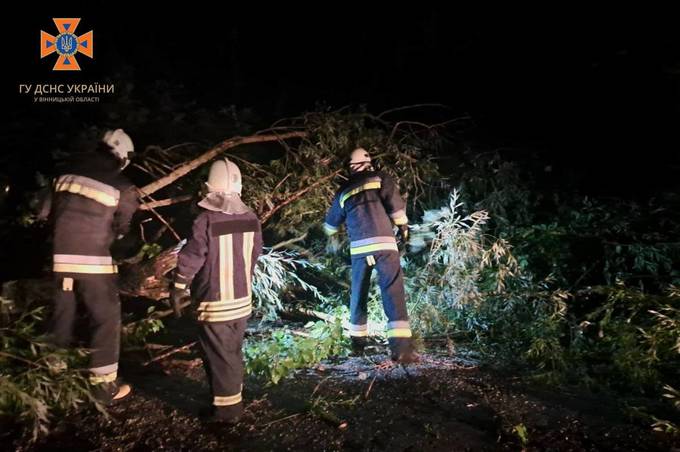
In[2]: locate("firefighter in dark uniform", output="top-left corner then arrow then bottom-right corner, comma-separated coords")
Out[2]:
171,158 -> 263,424
46,129 -> 139,403
324,148 -> 418,363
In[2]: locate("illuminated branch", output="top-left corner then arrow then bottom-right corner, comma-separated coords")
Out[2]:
138,195 -> 194,210
139,131 -> 307,197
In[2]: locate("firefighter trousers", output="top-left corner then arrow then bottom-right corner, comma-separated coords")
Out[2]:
198,316 -> 248,419
51,273 -> 121,376
349,250 -> 413,355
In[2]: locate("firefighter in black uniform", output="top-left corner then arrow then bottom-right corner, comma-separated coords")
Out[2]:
171,158 -> 263,424
324,148 -> 418,363
46,129 -> 139,403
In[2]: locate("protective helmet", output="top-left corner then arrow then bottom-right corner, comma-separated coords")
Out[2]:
102,129 -> 134,169
349,147 -> 372,173
205,158 -> 242,194
198,158 -> 250,214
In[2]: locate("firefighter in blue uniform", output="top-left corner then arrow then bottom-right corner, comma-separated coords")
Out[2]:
323,148 -> 418,363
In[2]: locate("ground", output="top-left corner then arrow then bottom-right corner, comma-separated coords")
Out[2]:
12,326 -> 680,452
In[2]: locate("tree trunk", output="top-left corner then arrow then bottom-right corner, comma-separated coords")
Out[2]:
118,247 -> 178,300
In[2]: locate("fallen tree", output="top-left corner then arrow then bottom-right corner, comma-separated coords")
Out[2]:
120,111 -> 446,302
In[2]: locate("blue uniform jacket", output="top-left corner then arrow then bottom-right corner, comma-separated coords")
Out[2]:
323,170 -> 408,257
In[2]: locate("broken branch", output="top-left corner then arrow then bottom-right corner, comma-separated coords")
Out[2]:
139,131 -> 307,197
260,169 -> 341,224
136,190 -> 181,241
138,195 -> 194,210
271,233 -> 308,251
142,341 -> 198,366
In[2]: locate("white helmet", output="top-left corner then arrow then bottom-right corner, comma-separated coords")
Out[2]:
102,129 -> 134,169
198,158 -> 251,214
349,147 -> 372,173
205,158 -> 242,194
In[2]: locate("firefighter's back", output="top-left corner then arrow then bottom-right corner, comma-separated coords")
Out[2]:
341,171 -> 393,239
52,150 -> 133,267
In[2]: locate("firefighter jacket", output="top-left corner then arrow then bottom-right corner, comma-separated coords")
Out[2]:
175,210 -> 263,323
50,152 -> 139,275
323,170 -> 408,257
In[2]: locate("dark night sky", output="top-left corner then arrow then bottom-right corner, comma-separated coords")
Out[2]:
4,7 -> 680,194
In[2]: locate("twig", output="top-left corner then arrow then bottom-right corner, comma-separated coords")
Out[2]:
145,156 -> 176,173
377,103 -> 451,119
260,412 -> 303,427
146,161 -> 171,177
146,343 -> 174,351
138,161 -> 164,179
311,376 -> 331,399
255,126 -> 306,135
228,155 -> 272,176
138,195 -> 194,210
271,233 -> 308,251
139,131 -> 307,196
260,170 -> 341,223
136,190 -> 181,241
272,174 -> 291,193
364,372 -> 378,400
388,116 -> 471,141
161,142 -> 199,153
0,351 -> 49,369
142,341 -> 198,366
132,163 -> 157,178
270,115 -> 305,128
139,219 -> 148,243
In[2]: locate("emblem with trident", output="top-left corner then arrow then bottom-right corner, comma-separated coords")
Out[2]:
56,34 -> 77,56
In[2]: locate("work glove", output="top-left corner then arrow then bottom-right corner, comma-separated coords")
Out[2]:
169,284 -> 190,318
397,225 -> 410,246
325,234 -> 341,255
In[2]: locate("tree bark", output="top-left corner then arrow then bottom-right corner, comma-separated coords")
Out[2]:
118,246 -> 179,300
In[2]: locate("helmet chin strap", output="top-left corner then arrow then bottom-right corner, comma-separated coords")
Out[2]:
120,158 -> 130,170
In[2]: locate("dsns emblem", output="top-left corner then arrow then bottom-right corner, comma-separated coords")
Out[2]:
40,18 -> 93,71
